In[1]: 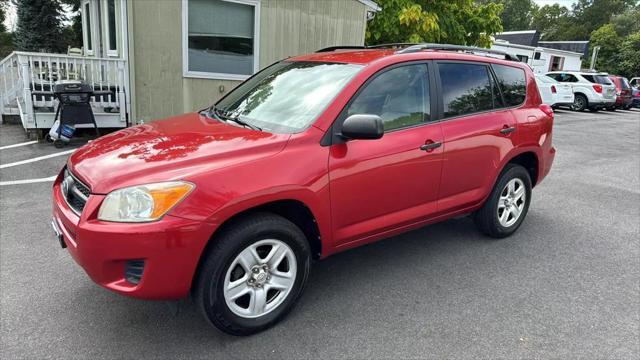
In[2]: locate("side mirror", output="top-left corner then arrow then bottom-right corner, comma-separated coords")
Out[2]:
340,114 -> 384,140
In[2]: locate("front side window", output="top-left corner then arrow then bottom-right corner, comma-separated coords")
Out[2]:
554,73 -> 578,83
346,64 -> 430,131
213,61 -> 362,133
439,63 -> 496,118
493,64 -> 527,107
185,0 -> 258,79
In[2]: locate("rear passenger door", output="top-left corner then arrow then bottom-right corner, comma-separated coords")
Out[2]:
435,61 -> 519,213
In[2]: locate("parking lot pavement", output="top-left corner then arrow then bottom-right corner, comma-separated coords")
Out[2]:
1,109 -> 639,359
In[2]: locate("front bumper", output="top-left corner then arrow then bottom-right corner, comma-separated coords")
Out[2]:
52,178 -> 216,300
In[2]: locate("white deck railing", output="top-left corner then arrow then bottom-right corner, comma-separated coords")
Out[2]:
0,51 -> 128,128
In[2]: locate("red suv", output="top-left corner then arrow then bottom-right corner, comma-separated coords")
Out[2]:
52,44 -> 555,335
609,75 -> 633,110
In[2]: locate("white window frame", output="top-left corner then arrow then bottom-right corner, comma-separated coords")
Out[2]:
182,0 -> 261,81
102,0 -> 119,57
81,0 -> 95,56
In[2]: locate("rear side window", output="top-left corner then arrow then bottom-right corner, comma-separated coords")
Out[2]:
582,74 -> 612,85
492,64 -> 527,107
438,63 -> 496,118
347,64 -> 430,131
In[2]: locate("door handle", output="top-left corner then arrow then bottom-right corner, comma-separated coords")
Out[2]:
500,126 -> 516,135
420,142 -> 442,152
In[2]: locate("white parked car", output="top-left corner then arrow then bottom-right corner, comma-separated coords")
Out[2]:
546,71 -> 617,112
535,75 -> 574,108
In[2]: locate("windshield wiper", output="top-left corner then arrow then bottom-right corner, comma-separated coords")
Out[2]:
210,106 -> 262,131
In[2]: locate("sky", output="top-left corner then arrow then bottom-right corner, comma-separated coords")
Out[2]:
533,0 -> 577,6
3,1 -> 578,33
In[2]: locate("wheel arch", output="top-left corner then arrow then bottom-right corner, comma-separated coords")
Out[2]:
190,199 -> 323,293
505,151 -> 540,187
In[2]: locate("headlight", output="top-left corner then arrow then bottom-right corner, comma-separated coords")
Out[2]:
98,181 -> 194,222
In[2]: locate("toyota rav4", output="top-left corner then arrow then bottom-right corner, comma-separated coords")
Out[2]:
52,44 -> 556,335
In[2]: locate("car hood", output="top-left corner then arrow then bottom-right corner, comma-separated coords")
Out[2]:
68,112 -> 290,194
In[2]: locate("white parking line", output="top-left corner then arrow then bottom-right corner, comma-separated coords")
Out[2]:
0,149 -> 75,169
0,176 -> 57,186
0,141 -> 38,150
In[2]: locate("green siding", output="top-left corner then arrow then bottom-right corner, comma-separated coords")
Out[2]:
129,0 -> 369,123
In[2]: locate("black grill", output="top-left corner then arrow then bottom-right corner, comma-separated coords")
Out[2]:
124,260 -> 145,285
62,168 -> 91,215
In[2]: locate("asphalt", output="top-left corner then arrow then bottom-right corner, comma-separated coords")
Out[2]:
1,108 -> 639,359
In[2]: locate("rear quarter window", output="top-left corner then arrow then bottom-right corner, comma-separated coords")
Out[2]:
492,64 -> 527,107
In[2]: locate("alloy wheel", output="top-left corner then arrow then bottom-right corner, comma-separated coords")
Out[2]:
497,178 -> 526,228
571,96 -> 585,111
223,239 -> 297,319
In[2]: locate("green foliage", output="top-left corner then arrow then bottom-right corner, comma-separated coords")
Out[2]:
591,22 -> 640,78
1,0 -> 7,33
530,0 -> 639,41
0,32 -> 13,58
497,0 -> 537,31
366,0 -> 503,48
14,0 -> 66,52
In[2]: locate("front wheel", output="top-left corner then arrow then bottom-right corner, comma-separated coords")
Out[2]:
474,164 -> 532,238
193,213 -> 310,336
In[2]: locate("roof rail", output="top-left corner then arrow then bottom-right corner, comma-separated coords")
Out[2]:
315,43 -> 418,53
316,46 -> 366,53
397,43 -> 521,62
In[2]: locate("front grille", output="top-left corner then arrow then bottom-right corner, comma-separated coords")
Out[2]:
124,260 -> 145,285
62,168 -> 91,215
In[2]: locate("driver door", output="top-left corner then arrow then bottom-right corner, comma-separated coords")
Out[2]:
328,62 -> 444,246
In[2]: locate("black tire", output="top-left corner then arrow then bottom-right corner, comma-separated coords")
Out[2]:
474,164 -> 532,238
606,106 -> 616,111
571,94 -> 587,111
193,212 -> 311,336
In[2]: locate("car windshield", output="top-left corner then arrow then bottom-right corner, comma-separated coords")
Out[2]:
210,61 -> 363,133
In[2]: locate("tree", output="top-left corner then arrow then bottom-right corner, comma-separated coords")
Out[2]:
616,31 -> 640,78
366,0 -> 503,48
530,4 -> 571,39
14,0 -> 65,52
1,0 -> 7,33
498,0 -> 537,31
590,23 -> 622,71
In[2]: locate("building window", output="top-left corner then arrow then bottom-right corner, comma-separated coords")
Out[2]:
183,0 -> 260,80
105,0 -> 118,56
549,56 -> 564,71
83,2 -> 93,54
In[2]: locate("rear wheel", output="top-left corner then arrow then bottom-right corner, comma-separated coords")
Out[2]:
571,94 -> 587,111
474,164 -> 532,238
194,213 -> 310,336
